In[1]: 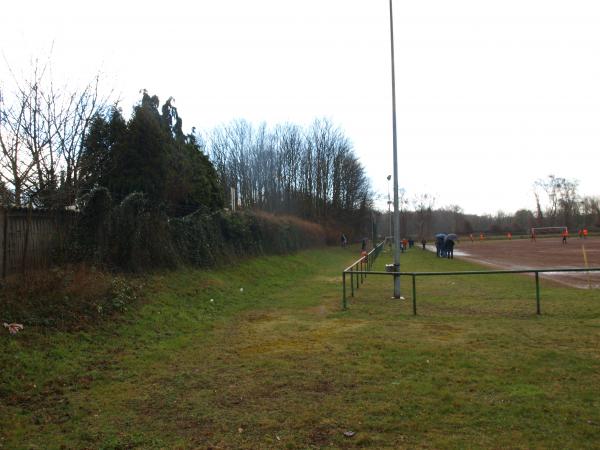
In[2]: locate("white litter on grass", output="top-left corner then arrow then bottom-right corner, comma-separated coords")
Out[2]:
240,288 -> 244,293
3,323 -> 24,335
210,299 -> 214,302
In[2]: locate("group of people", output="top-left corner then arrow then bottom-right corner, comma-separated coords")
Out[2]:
468,233 -> 486,242
561,228 -> 589,244
435,234 -> 456,259
341,232 -> 460,260
528,227 -> 589,243
400,238 -> 416,252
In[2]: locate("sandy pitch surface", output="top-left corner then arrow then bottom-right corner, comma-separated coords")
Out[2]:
449,236 -> 600,289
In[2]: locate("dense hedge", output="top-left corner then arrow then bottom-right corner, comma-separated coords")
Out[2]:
73,192 -> 326,271
170,209 -> 326,268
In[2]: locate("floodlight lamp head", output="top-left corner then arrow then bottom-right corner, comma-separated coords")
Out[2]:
387,175 -> 391,181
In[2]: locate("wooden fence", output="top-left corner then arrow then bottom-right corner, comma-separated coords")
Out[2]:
0,207 -> 78,277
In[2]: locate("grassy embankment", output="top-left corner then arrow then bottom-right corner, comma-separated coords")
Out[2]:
1,245 -> 599,448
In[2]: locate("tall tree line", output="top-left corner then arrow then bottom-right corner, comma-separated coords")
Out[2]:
208,118 -> 372,228
1,62 -> 372,232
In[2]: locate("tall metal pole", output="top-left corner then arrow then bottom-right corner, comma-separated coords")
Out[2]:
389,0 -> 401,298
388,201 -> 392,237
387,175 -> 392,239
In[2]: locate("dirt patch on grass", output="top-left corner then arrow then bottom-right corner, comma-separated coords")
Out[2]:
419,322 -> 465,342
313,275 -> 342,284
304,302 -> 339,316
237,317 -> 368,356
308,425 -> 335,447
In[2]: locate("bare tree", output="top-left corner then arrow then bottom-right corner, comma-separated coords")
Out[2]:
0,59 -> 110,207
55,75 -> 109,205
534,175 -> 580,227
412,194 -> 433,239
580,196 -> 599,228
0,83 -> 37,206
207,118 -> 373,232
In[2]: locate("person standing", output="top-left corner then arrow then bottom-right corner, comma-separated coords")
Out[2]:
445,238 -> 455,259
421,238 -> 427,250
562,228 -> 568,245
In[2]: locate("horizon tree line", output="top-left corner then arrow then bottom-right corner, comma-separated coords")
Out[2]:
378,176 -> 600,239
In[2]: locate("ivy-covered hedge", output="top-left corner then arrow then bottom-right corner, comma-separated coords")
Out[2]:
73,191 -> 326,271
169,209 -> 326,268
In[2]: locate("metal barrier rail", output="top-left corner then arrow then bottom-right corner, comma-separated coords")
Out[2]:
341,240 -> 387,302
342,266 -> 600,314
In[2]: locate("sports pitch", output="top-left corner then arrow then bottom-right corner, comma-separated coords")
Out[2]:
452,236 -> 600,289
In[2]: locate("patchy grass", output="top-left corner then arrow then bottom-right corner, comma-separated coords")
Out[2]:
1,245 -> 600,448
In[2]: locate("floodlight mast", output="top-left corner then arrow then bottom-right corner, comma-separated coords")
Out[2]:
389,0 -> 401,298
387,175 -> 392,238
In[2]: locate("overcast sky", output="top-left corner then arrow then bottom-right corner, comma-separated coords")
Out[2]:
2,0 -> 599,215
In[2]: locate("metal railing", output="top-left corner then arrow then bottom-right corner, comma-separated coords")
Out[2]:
341,240 -> 386,304
342,266 -> 600,314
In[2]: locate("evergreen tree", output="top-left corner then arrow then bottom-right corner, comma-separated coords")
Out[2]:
79,107 -> 126,196
80,92 -> 223,215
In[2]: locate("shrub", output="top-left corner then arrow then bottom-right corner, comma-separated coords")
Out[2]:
70,191 -> 326,271
169,209 -> 326,267
0,266 -> 142,331
109,192 -> 178,271
72,187 -> 113,262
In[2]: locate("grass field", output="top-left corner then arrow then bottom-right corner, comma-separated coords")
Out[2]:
1,246 -> 600,449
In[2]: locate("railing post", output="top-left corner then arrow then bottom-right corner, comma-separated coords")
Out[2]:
356,264 -> 360,290
361,260 -> 364,283
342,271 -> 347,310
351,266 -> 354,297
535,271 -> 541,315
412,274 -> 417,315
